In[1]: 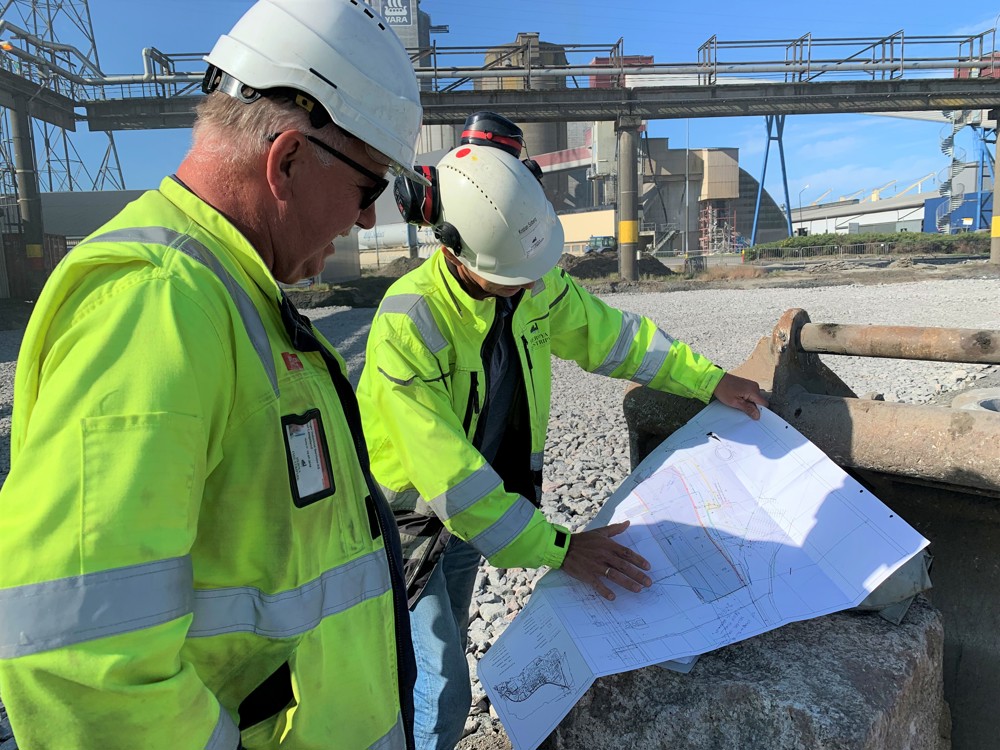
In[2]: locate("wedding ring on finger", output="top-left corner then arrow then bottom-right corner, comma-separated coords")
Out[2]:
604,566 -> 612,578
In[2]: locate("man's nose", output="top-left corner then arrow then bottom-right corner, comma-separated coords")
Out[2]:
356,204 -> 377,230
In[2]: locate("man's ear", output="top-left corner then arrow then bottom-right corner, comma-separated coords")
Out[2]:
265,131 -> 303,201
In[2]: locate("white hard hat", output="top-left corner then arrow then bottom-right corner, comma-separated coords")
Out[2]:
204,0 -> 425,184
436,145 -> 564,286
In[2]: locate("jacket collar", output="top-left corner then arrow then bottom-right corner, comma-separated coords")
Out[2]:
431,249 -> 527,317
431,249 -> 496,321
159,176 -> 282,302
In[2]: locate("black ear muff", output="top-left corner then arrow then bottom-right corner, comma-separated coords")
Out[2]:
393,165 -> 440,225
460,111 -> 525,158
434,222 -> 463,255
522,158 -> 544,183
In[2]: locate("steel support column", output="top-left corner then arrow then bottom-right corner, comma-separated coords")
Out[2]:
616,116 -> 641,281
751,114 -> 793,245
992,110 -> 1000,264
9,95 -> 46,298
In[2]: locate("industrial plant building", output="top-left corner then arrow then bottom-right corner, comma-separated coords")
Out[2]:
1,0 -> 995,296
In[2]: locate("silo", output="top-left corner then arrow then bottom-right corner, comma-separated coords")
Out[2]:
375,2 -> 458,156
479,32 -> 568,157
475,33 -> 570,207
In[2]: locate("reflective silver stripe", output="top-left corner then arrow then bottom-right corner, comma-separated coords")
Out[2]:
530,452 -> 545,472
594,311 -> 643,376
80,227 -> 279,397
188,549 -> 390,638
370,713 -> 407,750
0,557 -> 193,659
428,465 -> 504,520
632,329 -> 675,385
378,484 -> 421,509
531,277 -> 547,296
379,294 -> 448,354
469,496 -> 537,559
205,706 -> 240,750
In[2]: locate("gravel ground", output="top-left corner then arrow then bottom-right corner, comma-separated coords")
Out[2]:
0,276 -> 998,748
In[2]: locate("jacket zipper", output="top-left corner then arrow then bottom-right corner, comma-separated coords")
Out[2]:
304,323 -> 416,750
462,370 -> 480,435
520,335 -> 534,372
471,309 -> 501,450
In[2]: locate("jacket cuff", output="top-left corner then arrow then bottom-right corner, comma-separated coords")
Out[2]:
698,364 -> 726,403
543,524 -> 571,568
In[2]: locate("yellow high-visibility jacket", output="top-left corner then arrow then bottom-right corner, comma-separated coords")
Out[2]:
0,177 -> 414,750
357,250 -> 725,599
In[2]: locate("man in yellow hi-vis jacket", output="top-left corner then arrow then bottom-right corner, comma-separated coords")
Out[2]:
357,130 -> 768,750
0,2 -> 428,748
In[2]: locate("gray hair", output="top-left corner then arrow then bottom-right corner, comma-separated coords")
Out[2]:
190,92 -> 348,169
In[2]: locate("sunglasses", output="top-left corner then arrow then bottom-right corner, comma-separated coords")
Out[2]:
268,132 -> 389,210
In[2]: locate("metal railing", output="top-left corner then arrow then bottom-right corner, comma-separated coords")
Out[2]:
746,242 -> 907,262
1,26 -> 997,102
695,30 -> 997,85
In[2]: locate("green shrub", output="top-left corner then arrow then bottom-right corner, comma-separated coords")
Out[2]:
742,231 -> 989,261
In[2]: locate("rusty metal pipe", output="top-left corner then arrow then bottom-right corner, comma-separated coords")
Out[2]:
798,323 -> 1000,364
777,386 -> 1000,495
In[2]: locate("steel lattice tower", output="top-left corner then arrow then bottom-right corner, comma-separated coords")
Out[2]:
0,0 -> 125,209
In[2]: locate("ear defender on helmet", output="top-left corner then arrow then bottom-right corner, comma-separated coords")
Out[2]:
433,222 -> 463,255
460,111 -> 525,158
460,111 -> 544,184
393,165 -> 440,226
521,158 -> 544,184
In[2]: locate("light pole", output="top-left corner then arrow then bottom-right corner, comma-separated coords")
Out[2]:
797,184 -> 810,233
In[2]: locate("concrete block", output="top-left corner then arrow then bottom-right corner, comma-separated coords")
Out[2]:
541,595 -> 948,750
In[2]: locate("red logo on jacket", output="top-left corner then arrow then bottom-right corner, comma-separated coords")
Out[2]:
282,352 -> 304,371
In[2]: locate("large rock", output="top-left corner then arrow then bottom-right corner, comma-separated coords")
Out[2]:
541,595 -> 948,750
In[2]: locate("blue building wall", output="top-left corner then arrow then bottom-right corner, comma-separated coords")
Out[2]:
922,192 -> 994,233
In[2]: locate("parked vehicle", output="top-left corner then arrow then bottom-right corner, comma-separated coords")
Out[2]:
586,235 -> 617,253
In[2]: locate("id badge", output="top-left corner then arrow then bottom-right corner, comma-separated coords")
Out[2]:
282,409 -> 336,507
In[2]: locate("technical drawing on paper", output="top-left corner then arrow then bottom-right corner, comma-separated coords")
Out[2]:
495,647 -> 575,717
542,403 -> 930,677
479,403 -> 930,749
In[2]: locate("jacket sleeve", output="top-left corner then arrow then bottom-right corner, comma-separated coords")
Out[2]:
362,320 -> 569,572
547,269 -> 725,402
0,268 -> 239,749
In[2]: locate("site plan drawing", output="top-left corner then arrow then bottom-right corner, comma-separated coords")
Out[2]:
478,403 -> 929,750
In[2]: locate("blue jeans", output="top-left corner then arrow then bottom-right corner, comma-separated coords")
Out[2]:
409,536 -> 483,750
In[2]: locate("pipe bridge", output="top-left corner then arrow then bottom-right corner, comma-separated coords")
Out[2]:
0,30 -> 998,129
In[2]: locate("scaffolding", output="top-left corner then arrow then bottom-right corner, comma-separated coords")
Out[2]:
699,201 -> 740,253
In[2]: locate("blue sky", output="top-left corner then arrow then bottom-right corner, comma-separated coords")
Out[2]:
80,0 -> 1000,207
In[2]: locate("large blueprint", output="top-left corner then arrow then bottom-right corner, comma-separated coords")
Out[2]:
478,403 -> 929,750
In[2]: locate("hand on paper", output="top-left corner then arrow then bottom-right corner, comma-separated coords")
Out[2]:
561,521 -> 652,601
712,372 -> 769,420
